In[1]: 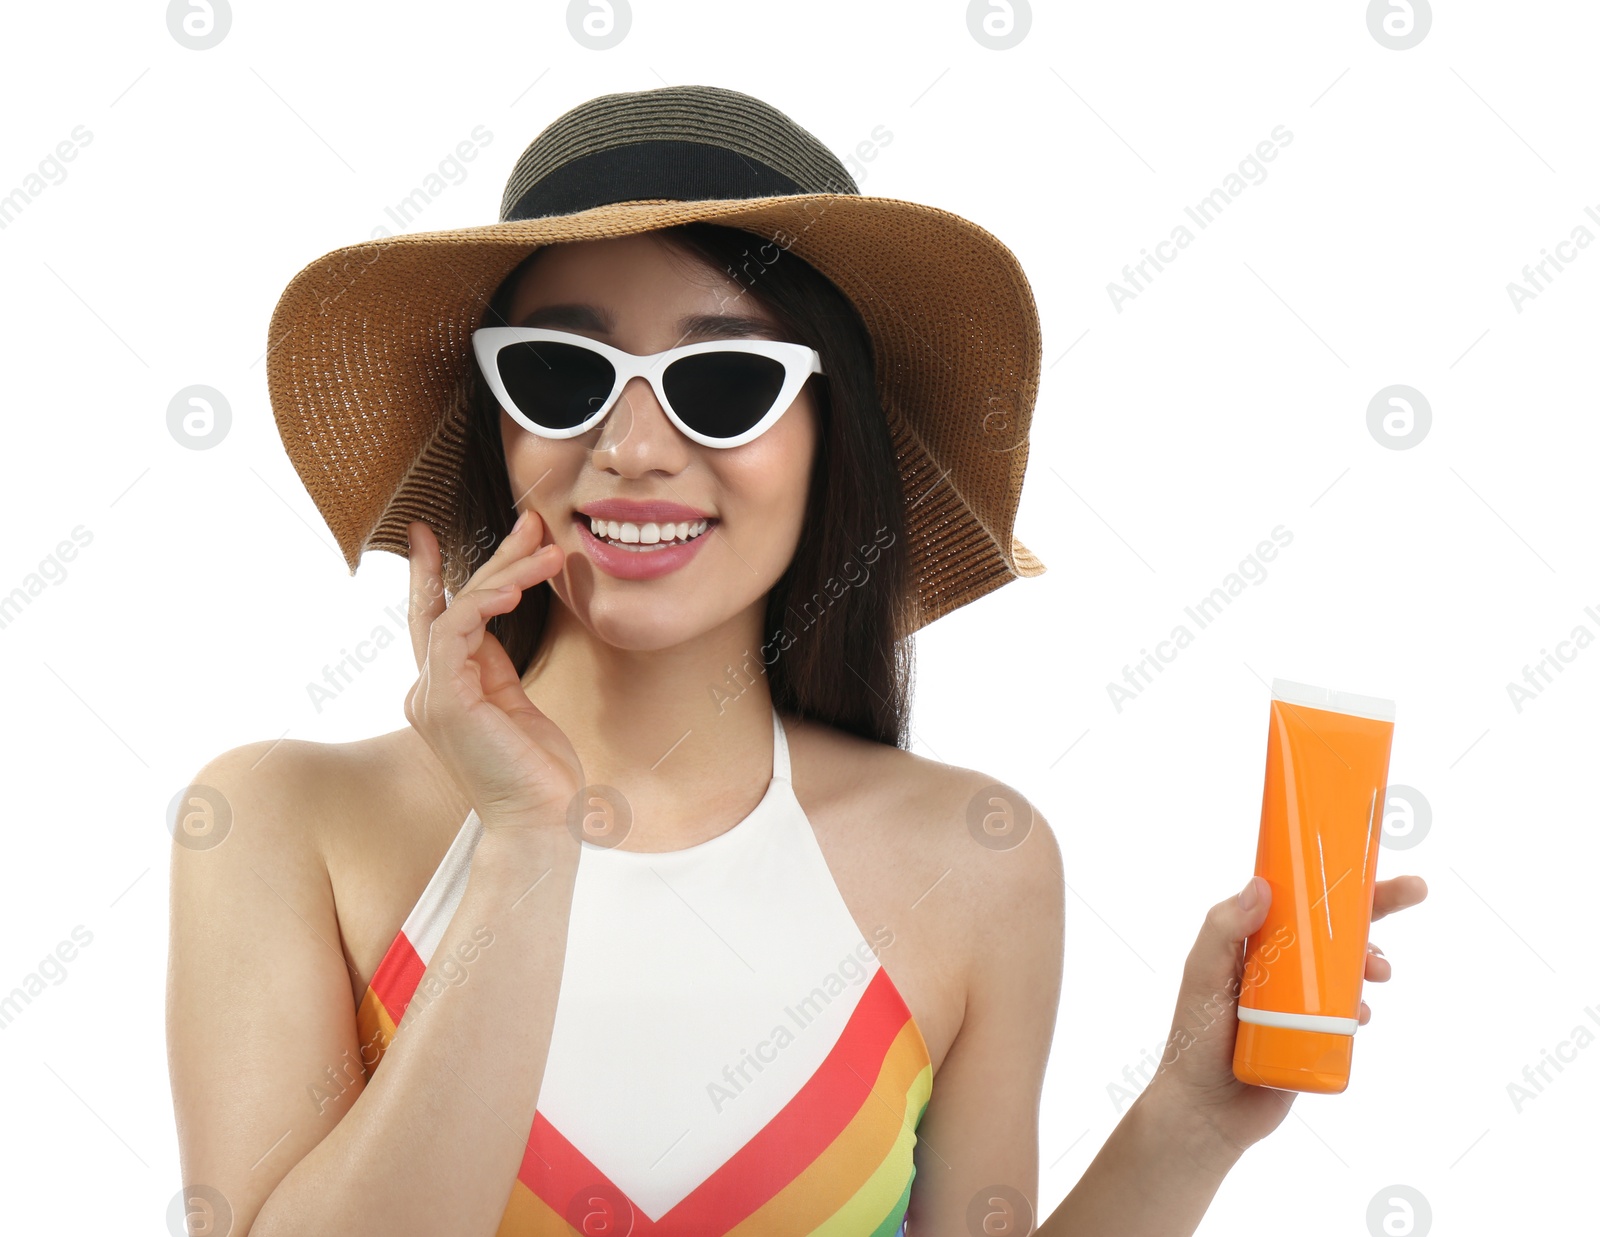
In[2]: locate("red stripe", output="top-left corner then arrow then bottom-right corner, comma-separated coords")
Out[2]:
369,931 -> 426,1025
656,966 -> 912,1232
367,929 -> 923,1234
521,1108 -> 615,1191
514,966 -> 913,1234
519,1110 -> 641,1230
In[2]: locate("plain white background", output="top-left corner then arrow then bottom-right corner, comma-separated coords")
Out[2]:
1,1 -> 1594,1233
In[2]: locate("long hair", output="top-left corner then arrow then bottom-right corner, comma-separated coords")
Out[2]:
443,222 -> 913,748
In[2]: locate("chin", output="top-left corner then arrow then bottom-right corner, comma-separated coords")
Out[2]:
577,595 -> 726,652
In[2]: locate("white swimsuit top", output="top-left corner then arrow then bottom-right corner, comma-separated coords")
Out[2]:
355,701 -> 933,1234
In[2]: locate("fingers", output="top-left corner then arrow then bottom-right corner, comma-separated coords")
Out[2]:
446,509 -> 566,628
476,543 -> 565,597
1213,876 -> 1272,949
407,579 -> 514,704
1180,877 -> 1274,1001
1372,874 -> 1429,922
1358,880 -> 1414,1034
1360,944 -> 1390,1025
428,576 -> 529,683
407,522 -> 446,671
407,510 -> 564,675
476,614 -> 539,717
462,507 -> 556,594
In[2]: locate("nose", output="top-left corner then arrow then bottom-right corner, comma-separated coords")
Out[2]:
589,373 -> 692,475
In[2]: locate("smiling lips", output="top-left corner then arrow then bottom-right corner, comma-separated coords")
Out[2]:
570,500 -> 719,579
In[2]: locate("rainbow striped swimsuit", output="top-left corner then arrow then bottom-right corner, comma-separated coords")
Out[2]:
356,702 -> 933,1234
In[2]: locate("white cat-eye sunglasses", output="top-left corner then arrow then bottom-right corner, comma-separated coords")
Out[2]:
472,327 -> 824,450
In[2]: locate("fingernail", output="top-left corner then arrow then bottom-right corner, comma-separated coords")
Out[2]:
512,509 -> 529,532
1238,876 -> 1261,911
1369,944 -> 1384,956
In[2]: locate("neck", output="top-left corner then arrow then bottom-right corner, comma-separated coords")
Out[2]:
517,598 -> 778,849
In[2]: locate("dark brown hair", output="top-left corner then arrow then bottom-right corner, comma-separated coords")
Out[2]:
443,222 -> 913,748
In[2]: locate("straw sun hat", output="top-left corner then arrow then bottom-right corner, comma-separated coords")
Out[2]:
265,83 -> 1046,633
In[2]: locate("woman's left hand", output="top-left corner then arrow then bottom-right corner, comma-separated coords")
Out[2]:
1144,872 -> 1429,1161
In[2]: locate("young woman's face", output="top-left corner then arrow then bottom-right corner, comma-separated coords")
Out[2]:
498,233 -> 819,651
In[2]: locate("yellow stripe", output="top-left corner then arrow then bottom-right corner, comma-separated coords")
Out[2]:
724,1018 -> 931,1235
810,1060 -> 931,1235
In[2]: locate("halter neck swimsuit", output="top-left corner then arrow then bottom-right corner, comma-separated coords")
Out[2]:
355,703 -> 934,1235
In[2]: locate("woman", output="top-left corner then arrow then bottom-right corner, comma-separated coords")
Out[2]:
167,85 -> 1427,1235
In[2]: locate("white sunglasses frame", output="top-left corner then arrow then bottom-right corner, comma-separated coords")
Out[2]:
471,326 -> 824,450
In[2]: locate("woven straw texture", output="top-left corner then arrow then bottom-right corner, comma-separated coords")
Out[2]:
266,193 -> 1045,635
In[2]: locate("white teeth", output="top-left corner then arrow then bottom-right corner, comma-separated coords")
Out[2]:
587,517 -> 709,549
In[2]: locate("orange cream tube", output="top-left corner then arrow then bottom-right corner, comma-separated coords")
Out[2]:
1233,678 -> 1396,1094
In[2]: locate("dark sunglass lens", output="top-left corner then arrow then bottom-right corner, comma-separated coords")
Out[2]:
495,341 -> 614,431
662,352 -> 787,440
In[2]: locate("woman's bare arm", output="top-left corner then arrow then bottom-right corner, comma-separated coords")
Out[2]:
904,776 -> 1428,1235
898,789 -> 1241,1237
167,740 -> 580,1237
901,787 -> 1064,1233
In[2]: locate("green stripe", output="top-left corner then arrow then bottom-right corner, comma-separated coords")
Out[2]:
866,1163 -> 915,1237
862,1072 -> 928,1236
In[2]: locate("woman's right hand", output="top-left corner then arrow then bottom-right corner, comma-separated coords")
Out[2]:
403,511 -> 585,830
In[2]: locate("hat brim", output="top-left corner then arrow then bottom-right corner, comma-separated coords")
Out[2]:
266,193 -> 1045,633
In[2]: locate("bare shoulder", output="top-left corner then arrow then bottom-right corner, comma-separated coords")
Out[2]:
785,712 -> 1062,1072
180,737 -> 346,868
182,728 -> 430,859
167,730 -> 449,1227
786,712 -> 1063,936
177,727 -> 466,980
168,734 -> 377,940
